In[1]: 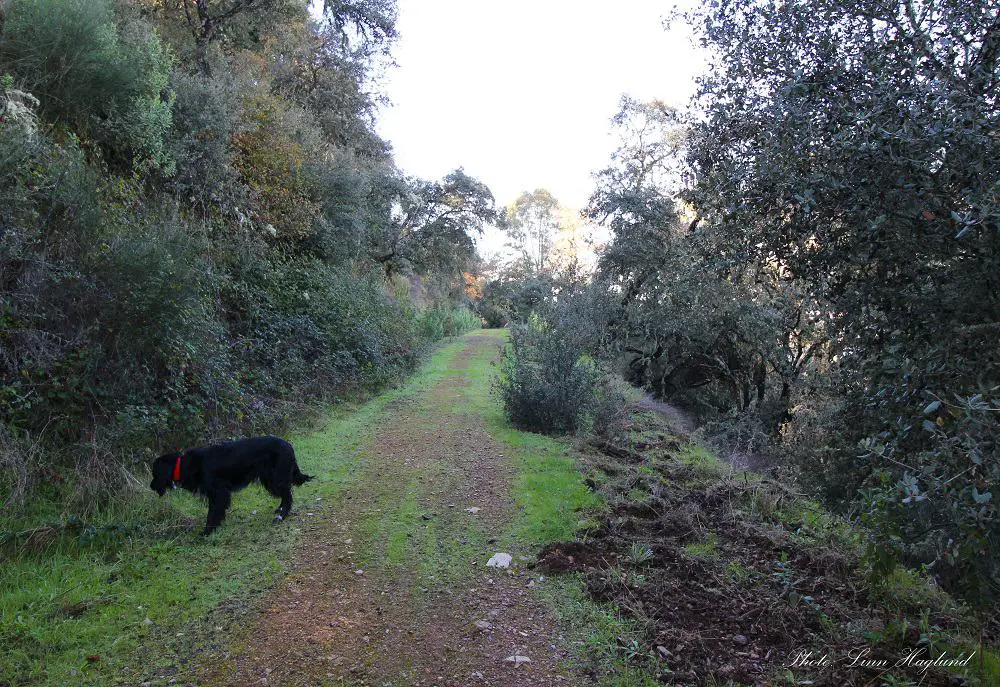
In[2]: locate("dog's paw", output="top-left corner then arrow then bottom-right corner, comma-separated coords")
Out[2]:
273,514 -> 284,523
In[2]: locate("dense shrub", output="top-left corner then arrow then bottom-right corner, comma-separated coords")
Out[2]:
165,68 -> 243,212
493,284 -> 611,434
476,268 -> 556,328
677,0 -> 1000,607
588,375 -> 632,444
0,427 -> 45,511
568,0 -> 1000,608
226,260 -> 423,400
494,318 -> 599,434
0,0 -> 495,515
418,304 -> 482,341
0,0 -> 175,172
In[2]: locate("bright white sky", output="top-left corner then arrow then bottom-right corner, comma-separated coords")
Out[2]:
375,1 -> 705,223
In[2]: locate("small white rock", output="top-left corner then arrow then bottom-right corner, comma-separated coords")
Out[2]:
504,655 -> 531,666
465,507 -> 480,514
355,570 -> 364,575
486,552 -> 512,568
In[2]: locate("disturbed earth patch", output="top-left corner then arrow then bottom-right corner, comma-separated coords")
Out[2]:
537,410 -> 987,686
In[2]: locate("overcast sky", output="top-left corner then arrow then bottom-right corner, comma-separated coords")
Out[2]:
375,1 -> 705,215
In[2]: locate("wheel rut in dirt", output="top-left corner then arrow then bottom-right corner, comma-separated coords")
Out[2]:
198,333 -> 580,686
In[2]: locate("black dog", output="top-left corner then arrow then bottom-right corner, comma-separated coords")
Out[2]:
150,436 -> 312,535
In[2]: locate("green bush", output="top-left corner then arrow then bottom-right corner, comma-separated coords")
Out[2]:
0,94 -> 103,439
476,270 -> 555,327
165,68 -> 243,211
589,375 -> 633,444
675,0 -> 1000,608
1,0 -> 174,172
447,306 -> 482,336
494,314 -> 599,434
418,304 -> 481,341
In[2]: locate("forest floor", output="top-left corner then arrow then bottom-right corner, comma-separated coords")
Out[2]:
3,330 -> 997,687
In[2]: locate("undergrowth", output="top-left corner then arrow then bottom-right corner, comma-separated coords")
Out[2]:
514,399 -> 1000,686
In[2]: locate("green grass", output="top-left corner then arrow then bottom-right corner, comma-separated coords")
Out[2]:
0,338 -> 471,687
869,566 -> 967,619
494,425 -> 600,548
536,576 -> 662,686
725,559 -> 753,583
2,486 -> 315,685
774,498 -> 860,549
675,442 -> 731,482
387,492 -> 423,568
973,649 -> 1000,686
682,532 -> 720,561
344,334 -> 500,593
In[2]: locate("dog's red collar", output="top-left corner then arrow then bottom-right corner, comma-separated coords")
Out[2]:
172,454 -> 183,482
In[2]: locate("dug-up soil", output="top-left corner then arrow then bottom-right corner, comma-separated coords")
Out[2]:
537,410 -> 986,686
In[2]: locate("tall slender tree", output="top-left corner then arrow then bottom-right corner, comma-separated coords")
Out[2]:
506,188 -> 559,272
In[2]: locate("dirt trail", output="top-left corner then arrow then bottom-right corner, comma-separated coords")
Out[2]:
198,333 -> 579,686
637,394 -> 696,436
638,394 -> 762,471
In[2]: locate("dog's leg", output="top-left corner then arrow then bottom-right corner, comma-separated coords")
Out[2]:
274,488 -> 292,522
204,489 -> 232,535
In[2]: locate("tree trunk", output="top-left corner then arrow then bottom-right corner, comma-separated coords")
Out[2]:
195,32 -> 212,75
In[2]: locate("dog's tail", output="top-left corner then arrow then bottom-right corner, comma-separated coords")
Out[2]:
292,466 -> 312,485
282,439 -> 312,485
